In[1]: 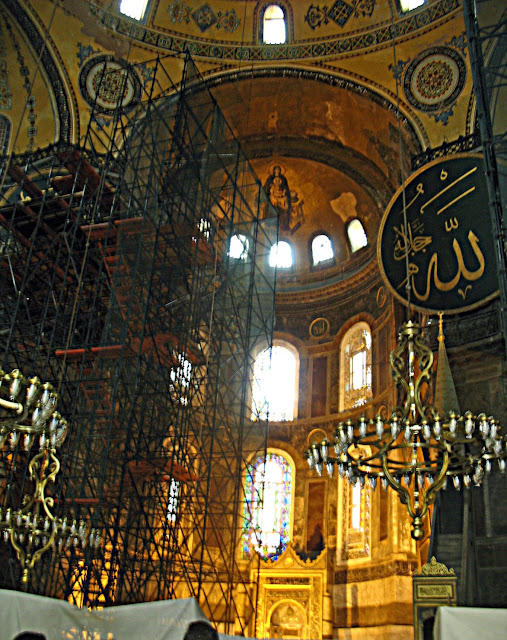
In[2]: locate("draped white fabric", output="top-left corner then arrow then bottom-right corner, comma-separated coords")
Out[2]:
434,606 -> 507,640
0,589 -> 209,640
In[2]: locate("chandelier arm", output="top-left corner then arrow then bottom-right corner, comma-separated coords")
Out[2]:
418,449 -> 450,521
8,527 -> 28,585
0,397 -> 24,414
380,453 -> 415,518
22,527 -> 59,584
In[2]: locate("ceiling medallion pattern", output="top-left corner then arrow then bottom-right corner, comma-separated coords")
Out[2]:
78,55 -> 142,113
394,43 -> 466,125
91,0 -> 459,60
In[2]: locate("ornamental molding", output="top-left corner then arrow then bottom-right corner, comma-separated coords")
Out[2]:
89,0 -> 461,61
415,556 -> 455,576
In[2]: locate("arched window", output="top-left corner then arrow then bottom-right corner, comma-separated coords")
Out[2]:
228,233 -> 249,260
347,219 -> 368,253
269,241 -> 292,268
350,481 -> 362,530
166,477 -> 180,524
251,344 -> 298,421
170,353 -> 192,405
312,234 -> 334,266
340,322 -> 372,411
262,5 -> 287,44
242,450 -> 293,559
399,0 -> 425,12
119,0 -> 150,21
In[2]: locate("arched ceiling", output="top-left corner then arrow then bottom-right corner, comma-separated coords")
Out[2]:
2,0 -> 479,291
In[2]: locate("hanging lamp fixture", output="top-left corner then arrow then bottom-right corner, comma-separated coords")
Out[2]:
0,369 -> 100,584
306,317 -> 505,540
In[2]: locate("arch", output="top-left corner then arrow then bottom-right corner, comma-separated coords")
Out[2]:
251,340 -> 299,421
254,2 -> 293,44
5,0 -> 78,144
267,600 -> 308,639
347,218 -> 368,253
242,448 -> 295,560
339,321 -> 372,411
311,233 -> 334,266
269,240 -> 293,268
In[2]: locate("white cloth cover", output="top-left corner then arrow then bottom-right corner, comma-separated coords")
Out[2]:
433,606 -> 507,640
0,589 -> 211,640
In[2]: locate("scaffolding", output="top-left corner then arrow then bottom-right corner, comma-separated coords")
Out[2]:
0,55 -> 277,635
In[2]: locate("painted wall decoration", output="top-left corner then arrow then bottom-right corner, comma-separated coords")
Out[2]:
168,1 -> 240,33
305,0 -> 376,30
3,0 -> 72,145
3,15 -> 37,150
390,41 -> 467,125
378,155 -> 498,314
0,114 -> 11,155
78,55 -> 142,113
0,21 -> 12,111
263,164 -> 305,233
91,0 -> 459,61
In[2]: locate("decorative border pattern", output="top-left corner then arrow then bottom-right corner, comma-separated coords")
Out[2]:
4,0 -> 73,144
0,20 -> 12,111
92,0 -> 459,61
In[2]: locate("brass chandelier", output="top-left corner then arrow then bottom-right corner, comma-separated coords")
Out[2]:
306,319 -> 506,540
0,368 -> 100,583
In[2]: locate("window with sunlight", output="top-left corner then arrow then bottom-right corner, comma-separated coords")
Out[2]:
228,233 -> 249,260
251,345 -> 297,421
119,0 -> 150,21
269,241 -> 293,269
166,478 -> 180,524
399,0 -> 425,12
263,5 -> 287,44
170,353 -> 192,405
242,451 -> 293,559
347,219 -> 368,253
350,481 -> 362,530
340,322 -> 372,410
312,234 -> 334,266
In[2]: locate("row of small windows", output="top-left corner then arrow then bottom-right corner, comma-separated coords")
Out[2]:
229,220 -> 368,268
170,322 -> 372,422
251,322 -> 372,422
119,2 -> 425,33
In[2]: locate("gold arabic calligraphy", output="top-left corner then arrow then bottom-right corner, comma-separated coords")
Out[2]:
398,231 -> 485,302
393,223 -> 432,261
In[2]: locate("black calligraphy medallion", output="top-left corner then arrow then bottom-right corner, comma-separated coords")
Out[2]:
378,154 -> 498,314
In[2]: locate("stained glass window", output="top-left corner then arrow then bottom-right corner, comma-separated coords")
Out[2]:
251,345 -> 297,421
340,322 -> 372,410
242,451 -> 293,559
347,219 -> 368,253
263,5 -> 286,44
312,234 -> 334,265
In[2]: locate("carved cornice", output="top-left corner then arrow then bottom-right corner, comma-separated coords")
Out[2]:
334,559 -> 417,583
259,541 -> 328,569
